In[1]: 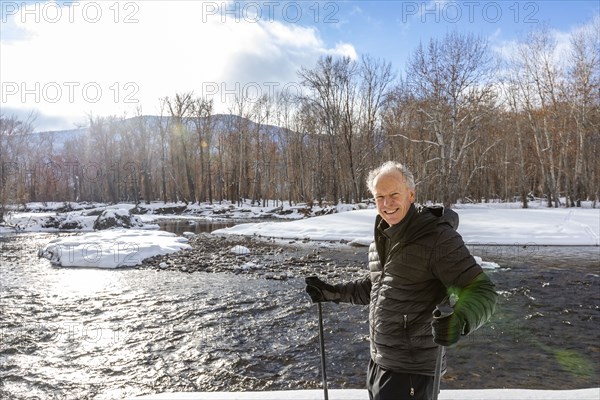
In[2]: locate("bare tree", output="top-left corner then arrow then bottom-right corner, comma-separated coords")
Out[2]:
192,97 -> 215,203
406,31 -> 498,206
299,55 -> 353,204
228,94 -> 253,205
166,92 -> 196,203
501,76 -> 533,208
272,89 -> 303,206
357,55 -> 395,199
512,27 -> 566,207
0,114 -> 34,221
86,115 -> 120,203
566,17 -> 600,206
157,98 -> 171,203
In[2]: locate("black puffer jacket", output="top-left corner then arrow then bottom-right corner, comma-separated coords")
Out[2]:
335,204 -> 497,375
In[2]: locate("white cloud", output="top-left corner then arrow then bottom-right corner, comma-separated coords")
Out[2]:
491,16 -> 598,65
329,42 -> 358,59
0,0 -> 357,130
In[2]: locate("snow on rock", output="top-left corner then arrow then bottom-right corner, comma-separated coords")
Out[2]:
474,255 -> 501,270
93,208 -> 145,230
38,229 -> 191,268
0,203 -> 160,233
41,213 -> 86,230
127,388 -> 600,400
239,261 -> 261,270
230,245 -> 251,255
265,272 -> 291,280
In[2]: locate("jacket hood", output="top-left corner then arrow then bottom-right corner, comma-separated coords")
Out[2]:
374,204 -> 460,243
424,205 -> 460,230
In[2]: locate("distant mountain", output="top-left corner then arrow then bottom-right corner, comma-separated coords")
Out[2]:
29,127 -> 89,151
30,114 -> 287,150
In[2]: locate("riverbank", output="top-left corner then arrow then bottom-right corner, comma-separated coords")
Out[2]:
138,233 -> 368,282
2,199 -> 594,270
3,200 -> 599,247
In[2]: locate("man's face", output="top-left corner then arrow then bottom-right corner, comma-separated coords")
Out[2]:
373,171 -> 415,226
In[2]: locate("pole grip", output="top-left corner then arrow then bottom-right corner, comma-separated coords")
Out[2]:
433,304 -> 454,320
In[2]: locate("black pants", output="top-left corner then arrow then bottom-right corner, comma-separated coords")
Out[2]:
367,359 -> 434,400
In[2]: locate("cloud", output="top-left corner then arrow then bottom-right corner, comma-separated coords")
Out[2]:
491,14 -> 599,63
0,0 -> 356,130
329,42 -> 358,59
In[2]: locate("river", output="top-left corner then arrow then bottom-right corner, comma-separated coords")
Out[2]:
0,230 -> 598,399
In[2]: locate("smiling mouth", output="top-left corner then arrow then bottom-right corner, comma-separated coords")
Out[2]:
384,209 -> 399,215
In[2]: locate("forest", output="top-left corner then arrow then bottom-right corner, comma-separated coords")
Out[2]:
1,24 -> 599,219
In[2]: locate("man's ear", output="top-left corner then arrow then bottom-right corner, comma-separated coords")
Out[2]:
409,190 -> 416,203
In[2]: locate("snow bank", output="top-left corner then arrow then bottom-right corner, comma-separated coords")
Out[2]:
214,209 -> 376,246
38,229 -> 191,268
213,207 -> 600,246
455,207 -> 599,246
127,388 -> 600,400
93,208 -> 145,230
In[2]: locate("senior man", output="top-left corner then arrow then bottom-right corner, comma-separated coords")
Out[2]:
305,161 -> 497,400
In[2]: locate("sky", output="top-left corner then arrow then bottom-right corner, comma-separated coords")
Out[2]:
1,0 -> 599,132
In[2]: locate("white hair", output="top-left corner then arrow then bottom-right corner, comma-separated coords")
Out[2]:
366,161 -> 415,194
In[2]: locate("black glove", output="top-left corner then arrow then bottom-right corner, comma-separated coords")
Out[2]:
431,308 -> 465,347
305,276 -> 341,303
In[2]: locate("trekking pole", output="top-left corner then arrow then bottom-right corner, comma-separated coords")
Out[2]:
433,345 -> 444,400
432,304 -> 454,400
317,302 -> 329,400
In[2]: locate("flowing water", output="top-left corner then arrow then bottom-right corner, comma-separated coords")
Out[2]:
1,232 -> 598,399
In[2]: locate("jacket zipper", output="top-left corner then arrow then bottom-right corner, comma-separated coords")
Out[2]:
403,313 -> 416,364
405,315 -> 415,397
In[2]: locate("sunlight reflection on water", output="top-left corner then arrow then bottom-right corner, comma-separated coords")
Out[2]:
48,267 -> 126,297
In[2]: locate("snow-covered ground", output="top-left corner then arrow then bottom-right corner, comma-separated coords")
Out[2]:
212,205 -> 600,246
3,201 -> 599,269
127,388 -> 600,399
3,200 -> 598,246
